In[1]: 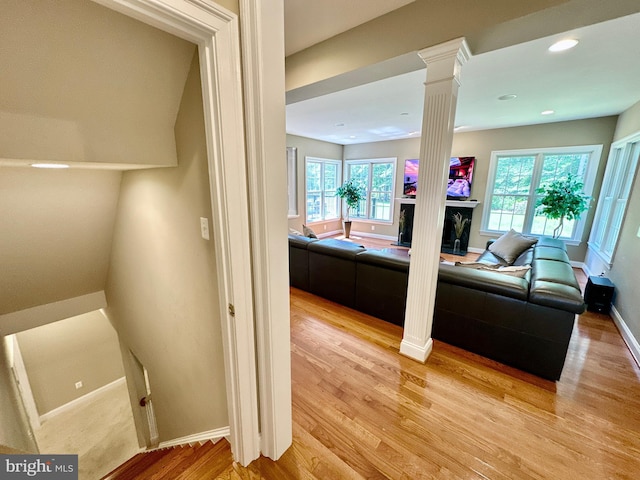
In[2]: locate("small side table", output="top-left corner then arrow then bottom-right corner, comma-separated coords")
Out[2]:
584,276 -> 614,314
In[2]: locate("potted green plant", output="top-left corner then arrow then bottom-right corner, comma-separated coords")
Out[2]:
336,179 -> 364,238
536,174 -> 589,238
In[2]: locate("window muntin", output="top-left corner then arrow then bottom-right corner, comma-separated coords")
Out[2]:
345,158 -> 396,222
483,146 -> 601,242
589,133 -> 640,264
305,157 -> 341,223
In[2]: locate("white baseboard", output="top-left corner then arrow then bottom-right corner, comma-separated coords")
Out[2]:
467,246 -> 485,254
40,377 -> 126,423
610,305 -> 640,369
153,427 -> 231,450
317,229 -> 342,239
350,231 -> 397,241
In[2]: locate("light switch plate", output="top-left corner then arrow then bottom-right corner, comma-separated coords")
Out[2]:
200,217 -> 210,240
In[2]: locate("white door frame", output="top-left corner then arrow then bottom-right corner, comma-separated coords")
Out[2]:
238,0 -> 292,460
6,335 -> 40,432
92,0 -> 262,465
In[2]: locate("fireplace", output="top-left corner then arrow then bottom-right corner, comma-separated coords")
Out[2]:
395,198 -> 480,255
441,206 -> 473,255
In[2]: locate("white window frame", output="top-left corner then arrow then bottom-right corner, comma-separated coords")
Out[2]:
588,132 -> 640,265
344,158 -> 397,223
305,157 -> 342,223
481,145 -> 602,244
286,147 -> 298,218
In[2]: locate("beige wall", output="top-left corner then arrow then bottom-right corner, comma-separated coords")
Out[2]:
0,338 -> 38,453
287,134 -> 344,234
452,116 -> 618,260
323,116 -> 618,259
105,54 -> 228,442
15,311 -> 124,415
0,168 -> 121,315
0,0 -> 194,168
607,100 -> 640,342
285,0 -> 572,92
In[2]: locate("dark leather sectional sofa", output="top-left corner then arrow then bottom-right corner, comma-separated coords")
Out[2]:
288,233 -> 586,381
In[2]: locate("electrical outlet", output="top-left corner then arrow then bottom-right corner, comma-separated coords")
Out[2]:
324,225 -> 327,230
75,381 -> 83,390
200,217 -> 210,240
371,225 -> 375,231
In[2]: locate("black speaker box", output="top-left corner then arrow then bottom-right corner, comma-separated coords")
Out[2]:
584,276 -> 614,314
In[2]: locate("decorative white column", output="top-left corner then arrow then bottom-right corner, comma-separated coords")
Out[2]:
400,38 -> 470,362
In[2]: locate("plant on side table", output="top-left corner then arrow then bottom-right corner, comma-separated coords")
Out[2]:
536,174 -> 589,238
336,179 -> 365,238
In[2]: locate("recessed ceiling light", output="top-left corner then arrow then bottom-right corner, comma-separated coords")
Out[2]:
541,110 -> 555,115
335,123 -> 345,127
31,163 -> 70,169
454,125 -> 468,131
498,94 -> 517,101
400,112 -> 409,116
349,135 -> 356,139
408,131 -> 420,136
548,39 -> 578,52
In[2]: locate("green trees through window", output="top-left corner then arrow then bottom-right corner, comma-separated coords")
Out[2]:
345,159 -> 396,222
484,146 -> 602,241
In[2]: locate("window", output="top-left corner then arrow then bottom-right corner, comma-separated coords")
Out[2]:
305,157 -> 341,223
589,132 -> 640,265
482,145 -> 602,242
345,158 -> 396,222
286,147 -> 297,217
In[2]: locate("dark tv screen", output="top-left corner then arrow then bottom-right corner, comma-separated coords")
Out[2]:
403,157 -> 475,200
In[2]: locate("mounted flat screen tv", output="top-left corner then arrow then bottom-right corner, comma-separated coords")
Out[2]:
403,156 -> 475,200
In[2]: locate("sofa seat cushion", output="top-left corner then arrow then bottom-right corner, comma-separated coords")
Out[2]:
535,237 -> 567,250
533,245 -> 571,263
531,259 -> 580,290
529,259 -> 584,313
529,281 -> 585,314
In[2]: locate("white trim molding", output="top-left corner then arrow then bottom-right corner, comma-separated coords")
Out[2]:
239,0 -> 292,461
610,305 -> 640,368
154,427 -> 232,450
93,0 -> 261,466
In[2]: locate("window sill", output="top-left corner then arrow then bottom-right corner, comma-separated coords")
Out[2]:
479,230 -> 582,247
287,214 -> 299,220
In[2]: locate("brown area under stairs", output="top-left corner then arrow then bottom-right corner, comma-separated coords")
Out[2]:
101,440 -> 235,479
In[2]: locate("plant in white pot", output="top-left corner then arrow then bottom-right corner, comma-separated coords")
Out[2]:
336,179 -> 364,238
536,174 -> 589,238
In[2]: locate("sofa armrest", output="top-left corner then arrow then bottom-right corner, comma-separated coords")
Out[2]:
288,234 -> 318,248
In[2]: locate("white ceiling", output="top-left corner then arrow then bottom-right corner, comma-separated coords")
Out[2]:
285,12 -> 640,145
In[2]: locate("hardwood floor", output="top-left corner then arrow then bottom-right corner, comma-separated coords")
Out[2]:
108,285 -> 640,479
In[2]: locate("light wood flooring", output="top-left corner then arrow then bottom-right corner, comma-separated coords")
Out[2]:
107,279 -> 640,478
